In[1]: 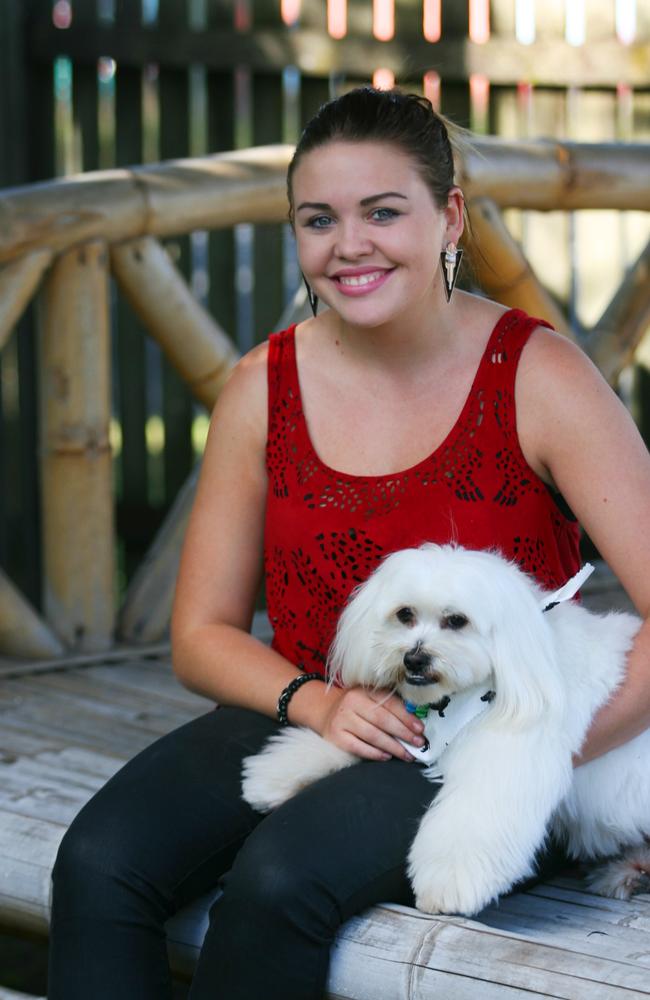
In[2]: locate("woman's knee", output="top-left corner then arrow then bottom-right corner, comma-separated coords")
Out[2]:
52,798 -> 170,923
217,825 -> 337,938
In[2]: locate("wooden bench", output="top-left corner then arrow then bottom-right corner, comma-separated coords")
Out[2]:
1,572 -> 649,999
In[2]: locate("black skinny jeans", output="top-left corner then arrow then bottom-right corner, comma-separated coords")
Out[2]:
48,706 -> 440,999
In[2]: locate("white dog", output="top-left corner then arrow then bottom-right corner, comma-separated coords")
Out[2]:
242,544 -> 650,915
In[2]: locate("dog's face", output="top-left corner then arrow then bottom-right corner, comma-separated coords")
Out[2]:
373,594 -> 491,704
330,545 -> 508,704
329,543 -> 560,720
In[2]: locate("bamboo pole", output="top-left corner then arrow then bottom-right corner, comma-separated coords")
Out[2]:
586,238 -> 650,384
135,144 -> 291,238
38,240 -> 115,652
0,146 -> 293,266
110,236 -> 240,410
0,171 -> 146,265
0,250 -> 53,350
459,140 -> 650,212
117,464 -> 200,644
1,142 -> 648,266
464,198 -> 573,339
0,568 -> 64,659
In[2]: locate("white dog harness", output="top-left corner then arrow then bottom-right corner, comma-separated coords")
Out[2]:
541,562 -> 594,612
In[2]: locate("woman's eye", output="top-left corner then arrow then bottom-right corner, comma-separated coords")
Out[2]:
396,607 -> 416,625
370,207 -> 399,222
441,613 -> 469,631
306,214 -> 334,229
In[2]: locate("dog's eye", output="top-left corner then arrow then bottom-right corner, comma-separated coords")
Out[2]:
441,613 -> 469,631
396,607 -> 416,625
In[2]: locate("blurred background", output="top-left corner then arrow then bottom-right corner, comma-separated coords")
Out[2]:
1,0 -> 649,610
0,4 -> 649,993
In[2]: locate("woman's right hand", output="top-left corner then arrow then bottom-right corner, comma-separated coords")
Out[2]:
318,686 -> 427,763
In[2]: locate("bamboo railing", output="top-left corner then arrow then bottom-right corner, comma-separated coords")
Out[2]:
0,139 -> 649,660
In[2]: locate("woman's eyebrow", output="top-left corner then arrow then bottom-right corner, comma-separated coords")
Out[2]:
295,201 -> 332,212
296,191 -> 408,213
360,191 -> 408,206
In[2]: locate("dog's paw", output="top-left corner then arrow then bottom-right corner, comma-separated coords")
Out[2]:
409,861 -> 495,916
407,811 -> 512,915
586,846 -> 650,900
241,727 -> 356,812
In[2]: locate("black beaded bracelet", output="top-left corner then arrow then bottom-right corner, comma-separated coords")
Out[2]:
277,673 -> 325,726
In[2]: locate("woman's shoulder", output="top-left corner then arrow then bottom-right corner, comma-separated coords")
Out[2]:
210,340 -> 271,448
515,322 -> 626,481
223,339 -> 269,397
518,323 -> 606,396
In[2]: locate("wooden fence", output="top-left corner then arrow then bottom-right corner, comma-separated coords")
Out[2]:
0,135 -> 649,661
0,0 -> 649,631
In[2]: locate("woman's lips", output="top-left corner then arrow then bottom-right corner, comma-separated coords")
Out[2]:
330,268 -> 394,296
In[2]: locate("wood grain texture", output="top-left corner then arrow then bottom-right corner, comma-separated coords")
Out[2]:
37,241 -> 114,653
1,576 -> 649,997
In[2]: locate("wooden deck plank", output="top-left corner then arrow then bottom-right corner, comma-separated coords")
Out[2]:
1,569 -> 648,997
0,811 -> 64,933
328,904 -> 650,999
528,882 -> 650,931
0,681 -> 200,754
492,877 -> 650,927
0,759 -> 110,826
5,661 -> 209,713
6,670 -> 208,726
0,712 -> 167,761
479,889 -> 650,965
79,660 -> 211,709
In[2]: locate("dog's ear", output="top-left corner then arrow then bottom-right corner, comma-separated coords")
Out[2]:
327,575 -> 381,687
488,575 -> 566,727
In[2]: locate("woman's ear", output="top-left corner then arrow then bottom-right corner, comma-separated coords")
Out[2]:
444,186 -> 465,245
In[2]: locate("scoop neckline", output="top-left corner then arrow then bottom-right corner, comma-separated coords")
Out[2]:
285,308 -> 521,484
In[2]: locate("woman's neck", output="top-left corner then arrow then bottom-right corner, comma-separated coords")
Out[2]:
321,291 -> 472,376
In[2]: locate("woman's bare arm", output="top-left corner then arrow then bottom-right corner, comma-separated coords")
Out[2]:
517,329 -> 650,762
170,341 -> 425,760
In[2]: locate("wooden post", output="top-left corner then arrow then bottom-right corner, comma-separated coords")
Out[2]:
0,250 -> 52,350
465,198 -> 573,339
0,567 -> 64,659
38,241 -> 115,651
587,238 -> 650,383
117,464 -> 200,643
110,236 -> 240,410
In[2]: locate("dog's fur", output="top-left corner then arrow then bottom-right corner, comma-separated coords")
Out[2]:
241,544 -> 650,915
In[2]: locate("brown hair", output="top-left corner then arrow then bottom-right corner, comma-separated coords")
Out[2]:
287,87 -> 465,222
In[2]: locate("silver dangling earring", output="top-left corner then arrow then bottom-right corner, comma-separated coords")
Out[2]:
302,274 -> 318,317
440,241 -> 463,302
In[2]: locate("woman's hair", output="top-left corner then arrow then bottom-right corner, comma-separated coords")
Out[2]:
287,87 -> 463,220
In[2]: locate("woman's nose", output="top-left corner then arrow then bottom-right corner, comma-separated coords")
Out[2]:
333,220 -> 373,259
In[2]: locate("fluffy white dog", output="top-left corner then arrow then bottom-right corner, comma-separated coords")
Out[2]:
241,544 -> 650,915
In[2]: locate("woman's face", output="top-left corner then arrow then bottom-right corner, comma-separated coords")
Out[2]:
291,140 -> 463,329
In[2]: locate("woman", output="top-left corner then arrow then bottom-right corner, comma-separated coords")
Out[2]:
48,88 -> 650,999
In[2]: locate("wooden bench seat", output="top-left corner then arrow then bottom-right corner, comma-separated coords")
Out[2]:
1,583 -> 649,998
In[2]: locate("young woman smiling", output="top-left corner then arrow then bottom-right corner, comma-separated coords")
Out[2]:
48,87 -> 650,1000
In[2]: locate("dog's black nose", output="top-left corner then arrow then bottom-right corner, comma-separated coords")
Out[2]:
403,646 -> 431,673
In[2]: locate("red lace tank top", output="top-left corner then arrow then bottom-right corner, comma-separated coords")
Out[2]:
264,308 -> 581,675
